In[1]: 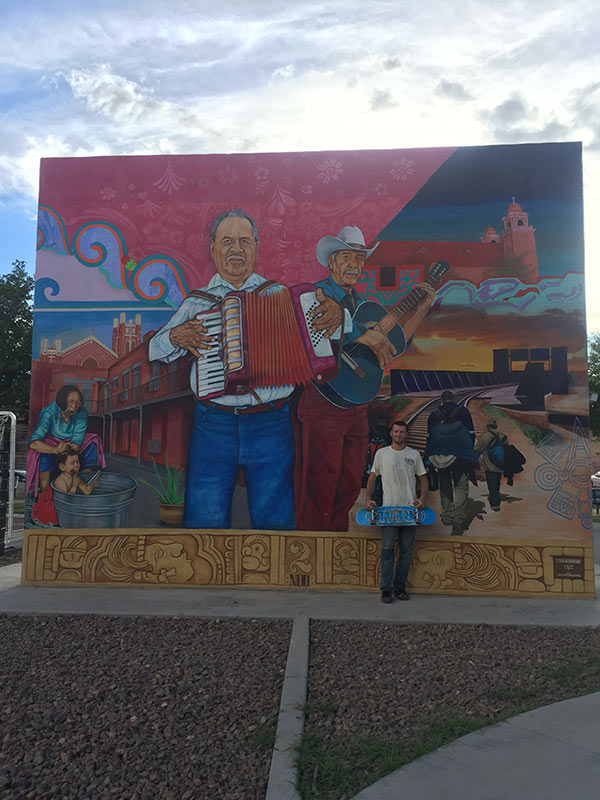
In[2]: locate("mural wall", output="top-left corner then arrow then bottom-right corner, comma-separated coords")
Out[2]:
27,143 -> 590,550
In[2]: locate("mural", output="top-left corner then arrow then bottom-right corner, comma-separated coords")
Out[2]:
27,143 -> 590,548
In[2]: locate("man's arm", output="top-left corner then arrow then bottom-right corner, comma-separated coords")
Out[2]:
415,473 -> 428,509
149,297 -> 214,362
365,471 -> 378,510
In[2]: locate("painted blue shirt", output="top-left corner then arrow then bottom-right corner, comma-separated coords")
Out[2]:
29,402 -> 88,446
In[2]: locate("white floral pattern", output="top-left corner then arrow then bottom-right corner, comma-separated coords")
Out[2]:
390,158 -> 415,182
316,159 -> 343,184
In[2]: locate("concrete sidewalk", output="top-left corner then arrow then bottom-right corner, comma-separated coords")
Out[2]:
352,692 -> 600,800
1,530 -> 599,800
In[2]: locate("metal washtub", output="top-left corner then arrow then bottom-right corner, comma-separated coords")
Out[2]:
51,472 -> 138,528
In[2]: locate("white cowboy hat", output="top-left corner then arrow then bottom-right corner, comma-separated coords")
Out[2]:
315,225 -> 379,267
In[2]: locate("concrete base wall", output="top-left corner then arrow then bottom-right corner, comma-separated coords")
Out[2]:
21,529 -> 594,598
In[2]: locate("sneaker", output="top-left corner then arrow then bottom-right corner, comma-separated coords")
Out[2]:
394,588 -> 410,601
491,505 -> 500,512
441,516 -> 453,526
451,523 -> 464,536
380,590 -> 393,604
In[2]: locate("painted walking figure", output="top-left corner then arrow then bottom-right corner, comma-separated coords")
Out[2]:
425,390 -> 477,536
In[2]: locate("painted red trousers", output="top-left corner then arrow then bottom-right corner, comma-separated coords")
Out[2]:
295,383 -> 369,531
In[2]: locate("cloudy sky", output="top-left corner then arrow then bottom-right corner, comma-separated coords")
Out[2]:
1,0 -> 598,330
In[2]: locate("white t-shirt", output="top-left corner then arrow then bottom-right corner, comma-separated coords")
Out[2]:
370,445 -> 426,507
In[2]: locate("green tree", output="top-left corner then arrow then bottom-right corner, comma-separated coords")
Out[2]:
0,260 -> 34,417
588,334 -> 600,437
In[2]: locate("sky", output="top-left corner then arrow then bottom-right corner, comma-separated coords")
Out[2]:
1,0 -> 599,331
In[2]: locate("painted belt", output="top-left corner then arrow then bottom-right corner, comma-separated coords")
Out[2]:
197,397 -> 288,415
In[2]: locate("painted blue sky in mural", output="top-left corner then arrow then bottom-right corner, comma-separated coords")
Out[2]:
379,144 -> 584,277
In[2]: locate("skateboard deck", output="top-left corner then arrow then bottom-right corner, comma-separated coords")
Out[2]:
356,505 -> 436,526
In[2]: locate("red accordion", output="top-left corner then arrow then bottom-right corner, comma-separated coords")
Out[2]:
195,283 -> 338,399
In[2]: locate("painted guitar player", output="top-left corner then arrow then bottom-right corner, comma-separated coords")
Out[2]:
296,225 -> 448,531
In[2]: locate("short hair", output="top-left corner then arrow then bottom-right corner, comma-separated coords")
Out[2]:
209,209 -> 259,244
389,419 -> 408,432
56,385 -> 84,411
55,446 -> 79,467
440,390 -> 454,403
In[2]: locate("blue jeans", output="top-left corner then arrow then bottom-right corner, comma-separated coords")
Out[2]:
184,401 -> 295,530
380,526 -> 416,592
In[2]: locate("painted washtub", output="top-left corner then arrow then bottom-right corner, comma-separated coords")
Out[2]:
51,473 -> 137,528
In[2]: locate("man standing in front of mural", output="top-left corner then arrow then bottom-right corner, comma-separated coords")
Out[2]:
296,226 -> 435,532
149,209 -> 341,530
426,390 -> 477,535
365,420 -> 427,603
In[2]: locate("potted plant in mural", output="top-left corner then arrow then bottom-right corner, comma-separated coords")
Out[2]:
140,458 -> 185,527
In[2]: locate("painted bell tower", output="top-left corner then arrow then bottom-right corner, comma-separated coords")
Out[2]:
501,199 -> 538,280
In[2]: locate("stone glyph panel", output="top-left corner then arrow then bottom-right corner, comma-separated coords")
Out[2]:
21,529 -> 594,597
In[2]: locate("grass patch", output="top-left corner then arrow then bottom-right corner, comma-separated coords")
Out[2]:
482,405 -> 509,419
518,422 -> 548,446
297,714 -> 488,800
303,700 -> 338,718
543,655 -> 600,686
249,724 -> 276,750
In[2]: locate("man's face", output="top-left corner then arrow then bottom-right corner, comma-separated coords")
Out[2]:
61,454 -> 80,475
210,216 -> 258,288
390,424 -> 407,446
65,391 -> 82,415
328,249 -> 366,290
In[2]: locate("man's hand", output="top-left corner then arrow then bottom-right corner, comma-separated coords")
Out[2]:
366,498 -> 377,511
309,288 -> 343,338
55,441 -> 70,454
413,497 -> 424,510
357,327 -> 395,368
169,319 -> 215,358
415,281 -> 435,312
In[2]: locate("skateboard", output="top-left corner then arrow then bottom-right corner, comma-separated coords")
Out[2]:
356,505 -> 436,527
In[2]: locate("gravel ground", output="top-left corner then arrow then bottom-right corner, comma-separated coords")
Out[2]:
308,620 -> 600,746
0,615 -> 291,800
0,548 -> 22,568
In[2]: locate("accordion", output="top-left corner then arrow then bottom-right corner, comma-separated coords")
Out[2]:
195,283 -> 338,399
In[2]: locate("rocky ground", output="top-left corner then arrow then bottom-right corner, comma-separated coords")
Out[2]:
0,615 -> 290,800
0,547 -> 22,568
307,620 -> 600,747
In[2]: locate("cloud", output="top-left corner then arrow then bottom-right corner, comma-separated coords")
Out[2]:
370,89 -> 395,111
486,95 -> 529,128
381,56 -> 401,70
66,65 -> 163,122
436,79 -> 473,102
269,64 -> 296,84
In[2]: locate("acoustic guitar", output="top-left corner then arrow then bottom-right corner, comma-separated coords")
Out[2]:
312,260 -> 450,408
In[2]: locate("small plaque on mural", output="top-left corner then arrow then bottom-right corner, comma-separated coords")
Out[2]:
552,555 -> 585,579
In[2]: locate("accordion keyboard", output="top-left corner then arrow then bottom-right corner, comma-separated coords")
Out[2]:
196,309 -> 225,398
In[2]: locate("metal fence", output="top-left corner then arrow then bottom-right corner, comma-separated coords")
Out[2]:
0,412 -> 26,553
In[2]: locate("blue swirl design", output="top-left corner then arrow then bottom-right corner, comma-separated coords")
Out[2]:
72,222 -> 127,290
131,256 -> 189,309
37,206 -> 71,256
34,278 -> 62,306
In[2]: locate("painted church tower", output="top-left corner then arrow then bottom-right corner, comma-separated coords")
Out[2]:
501,200 -> 538,280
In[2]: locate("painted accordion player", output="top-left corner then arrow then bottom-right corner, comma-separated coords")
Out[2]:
194,283 -> 338,399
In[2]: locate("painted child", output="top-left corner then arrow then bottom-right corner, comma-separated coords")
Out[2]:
53,449 -> 98,495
